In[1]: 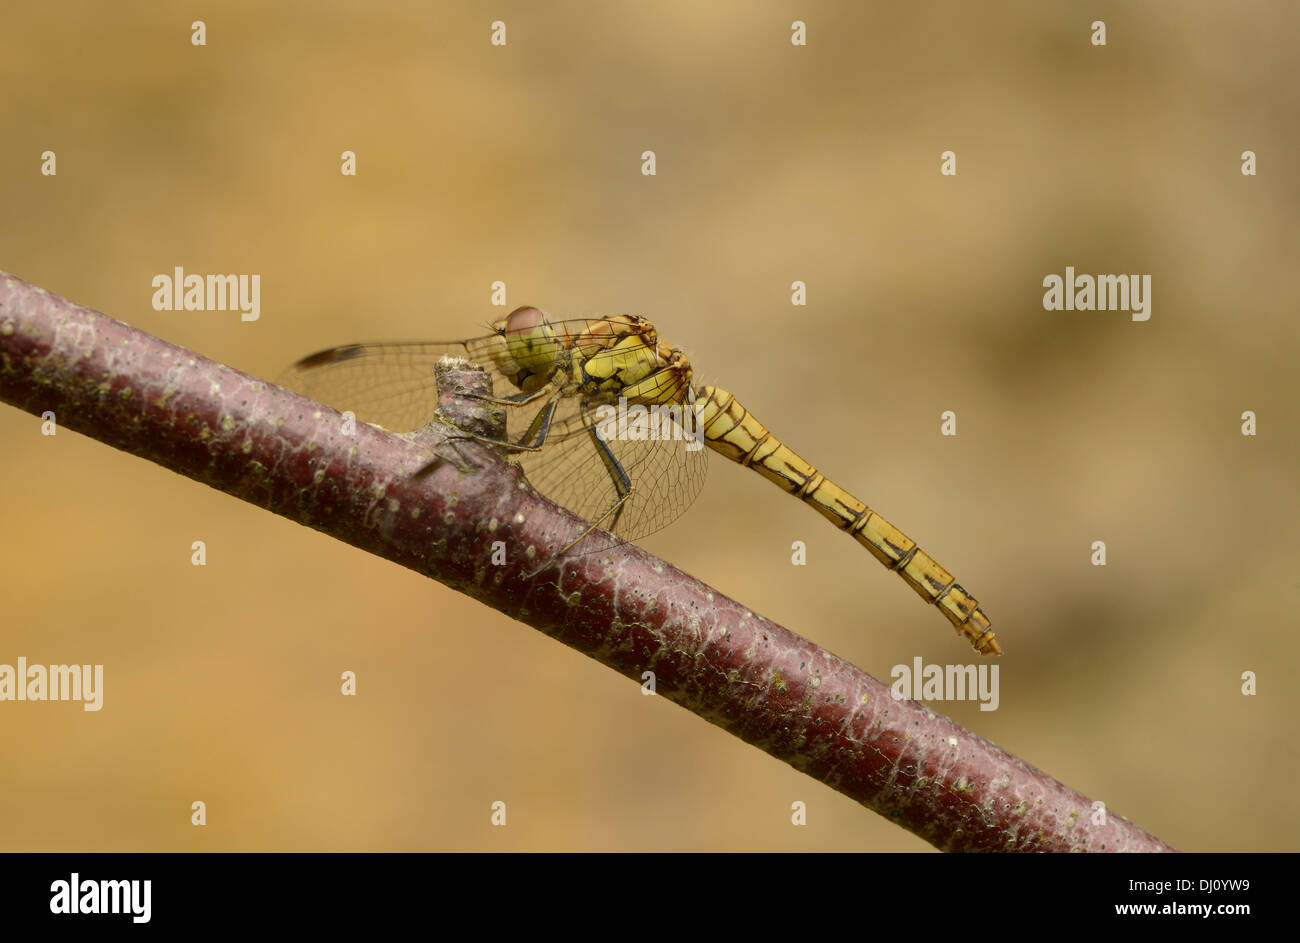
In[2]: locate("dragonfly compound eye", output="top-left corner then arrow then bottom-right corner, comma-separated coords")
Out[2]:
501,308 -> 560,378
504,306 -> 545,335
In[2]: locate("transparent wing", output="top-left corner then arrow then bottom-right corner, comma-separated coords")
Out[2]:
518,397 -> 708,541
280,337 -> 483,433
278,318 -> 653,434
281,318 -> 708,541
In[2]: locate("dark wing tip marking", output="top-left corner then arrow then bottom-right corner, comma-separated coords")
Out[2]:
295,345 -> 363,369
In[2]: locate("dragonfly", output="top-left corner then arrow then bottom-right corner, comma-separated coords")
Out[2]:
282,306 -> 999,655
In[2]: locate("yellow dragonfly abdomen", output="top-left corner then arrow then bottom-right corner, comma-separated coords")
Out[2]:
694,385 -> 999,656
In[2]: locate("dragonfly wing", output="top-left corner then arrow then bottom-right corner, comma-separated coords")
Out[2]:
281,315 -> 707,541
279,336 -> 522,433
519,399 -> 709,542
278,318 -> 651,434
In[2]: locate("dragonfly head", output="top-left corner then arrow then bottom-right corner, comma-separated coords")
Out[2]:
487,306 -> 561,391
491,305 -> 546,337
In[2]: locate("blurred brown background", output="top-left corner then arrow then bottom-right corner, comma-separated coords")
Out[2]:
2,2 -> 1297,851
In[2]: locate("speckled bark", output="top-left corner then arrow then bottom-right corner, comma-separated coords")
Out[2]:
0,270 -> 1176,852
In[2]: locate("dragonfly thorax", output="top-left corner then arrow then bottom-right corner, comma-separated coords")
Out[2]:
488,308 -> 693,408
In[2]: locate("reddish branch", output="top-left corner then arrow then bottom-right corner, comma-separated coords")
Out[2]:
0,270 -> 1176,852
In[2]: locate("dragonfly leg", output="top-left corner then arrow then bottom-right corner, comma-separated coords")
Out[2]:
414,438 -> 481,476
583,422 -> 635,535
412,397 -> 559,480
450,394 -> 558,454
461,386 -> 555,407
520,422 -> 635,578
